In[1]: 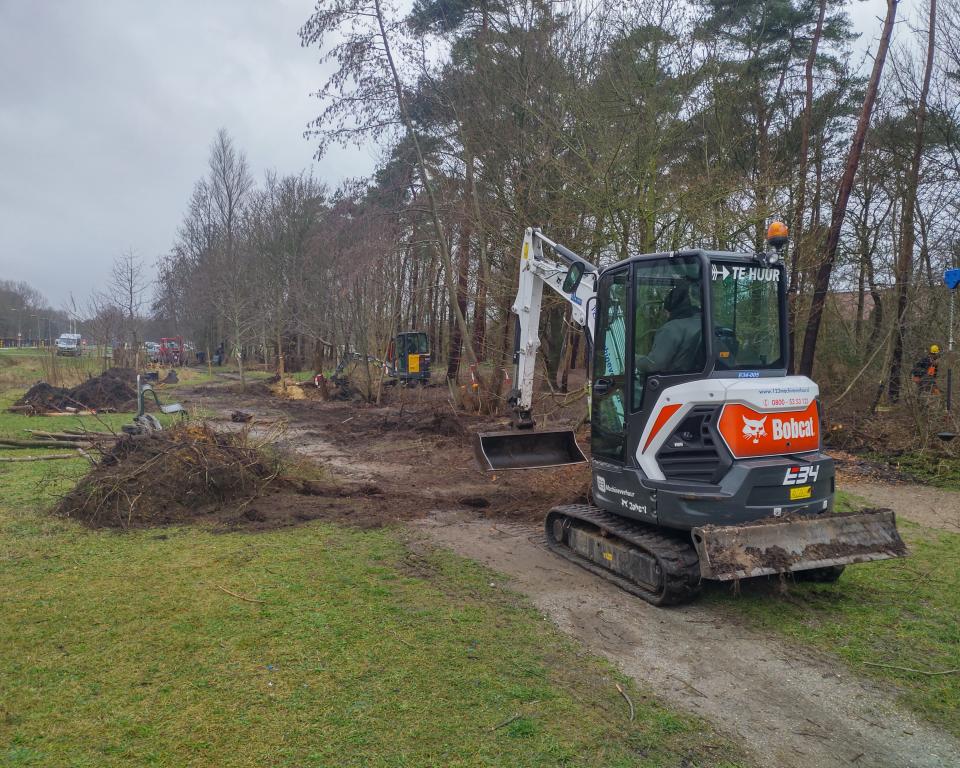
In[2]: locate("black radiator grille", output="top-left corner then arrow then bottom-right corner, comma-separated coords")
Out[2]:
656,406 -> 723,484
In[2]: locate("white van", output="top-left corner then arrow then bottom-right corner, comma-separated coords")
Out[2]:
56,333 -> 82,357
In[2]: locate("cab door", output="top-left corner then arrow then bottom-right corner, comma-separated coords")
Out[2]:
395,335 -> 408,373
590,269 -> 630,462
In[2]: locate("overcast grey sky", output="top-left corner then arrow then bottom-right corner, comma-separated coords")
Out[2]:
0,0 -> 379,310
1,1 -> 888,310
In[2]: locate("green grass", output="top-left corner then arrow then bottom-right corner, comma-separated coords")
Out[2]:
0,408 -> 746,767
0,393 -> 180,458
871,451 -> 960,490
0,348 -> 99,392
706,511 -> 960,738
0,510 -> 745,767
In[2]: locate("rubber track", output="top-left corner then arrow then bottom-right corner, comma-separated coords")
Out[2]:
544,504 -> 702,606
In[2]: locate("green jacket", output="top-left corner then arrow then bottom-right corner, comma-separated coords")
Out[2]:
636,313 -> 703,374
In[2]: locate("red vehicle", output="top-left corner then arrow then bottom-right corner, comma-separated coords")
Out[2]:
159,336 -> 183,366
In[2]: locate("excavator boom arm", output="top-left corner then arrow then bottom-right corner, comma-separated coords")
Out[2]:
474,228 -> 596,470
511,228 -> 598,418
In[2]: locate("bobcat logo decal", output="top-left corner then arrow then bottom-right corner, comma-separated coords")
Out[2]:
741,415 -> 767,444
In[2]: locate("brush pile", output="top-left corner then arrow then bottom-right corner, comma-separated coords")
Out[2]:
56,423 -> 285,528
12,368 -> 138,414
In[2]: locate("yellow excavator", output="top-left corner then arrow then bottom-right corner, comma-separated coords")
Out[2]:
475,225 -> 907,605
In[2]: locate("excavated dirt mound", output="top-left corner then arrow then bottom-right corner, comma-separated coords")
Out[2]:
14,368 -> 137,413
55,422 -> 421,531
56,423 -> 283,528
13,382 -> 73,412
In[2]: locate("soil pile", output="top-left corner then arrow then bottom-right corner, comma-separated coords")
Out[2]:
56,423 -> 284,528
269,379 -> 307,400
70,368 -> 137,410
13,382 -> 72,413
414,411 -> 466,437
54,422 -> 416,531
14,368 -> 137,413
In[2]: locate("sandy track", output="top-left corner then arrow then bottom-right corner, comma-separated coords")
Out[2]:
418,513 -> 960,768
840,476 -> 960,532
184,384 -> 960,767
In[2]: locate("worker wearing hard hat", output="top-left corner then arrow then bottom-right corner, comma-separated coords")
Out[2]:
912,344 -> 941,394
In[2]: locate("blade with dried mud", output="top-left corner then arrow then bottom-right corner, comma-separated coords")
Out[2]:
692,509 -> 908,581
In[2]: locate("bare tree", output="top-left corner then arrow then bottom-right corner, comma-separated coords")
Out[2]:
207,129 -> 254,388
798,0 -> 899,376
300,0 -> 480,375
85,293 -> 124,371
888,0 -> 938,402
107,249 -> 149,366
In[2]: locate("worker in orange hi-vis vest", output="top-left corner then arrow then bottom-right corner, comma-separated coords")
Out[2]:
912,344 -> 941,394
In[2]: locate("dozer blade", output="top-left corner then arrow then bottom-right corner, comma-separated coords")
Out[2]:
692,509 -> 907,581
473,429 -> 586,470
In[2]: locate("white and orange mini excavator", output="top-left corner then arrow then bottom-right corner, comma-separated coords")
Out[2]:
475,225 -> 907,605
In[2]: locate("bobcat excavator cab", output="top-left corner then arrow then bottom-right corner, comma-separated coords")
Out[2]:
475,226 -> 907,605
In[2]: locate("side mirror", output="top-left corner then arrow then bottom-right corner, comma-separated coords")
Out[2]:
562,262 -> 585,293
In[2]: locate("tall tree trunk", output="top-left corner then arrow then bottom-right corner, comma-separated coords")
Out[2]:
277,326 -> 285,377
447,159 -> 474,380
788,0 -> 827,373
855,250 -> 866,345
373,0 -> 478,369
866,249 -> 884,349
465,153 -> 491,362
233,316 -> 246,391
888,0 -> 936,403
472,257 -> 487,362
798,0 -> 898,377
427,253 -> 437,358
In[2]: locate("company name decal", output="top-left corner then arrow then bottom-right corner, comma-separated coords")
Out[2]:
718,401 -> 820,458
597,476 -> 634,498
711,264 -> 780,283
772,417 -> 815,441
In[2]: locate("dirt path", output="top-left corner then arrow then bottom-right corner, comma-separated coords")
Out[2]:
840,476 -> 960,532
418,513 -> 960,768
180,383 -> 960,767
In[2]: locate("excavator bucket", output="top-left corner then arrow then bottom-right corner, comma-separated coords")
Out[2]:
473,429 -> 587,470
692,509 -> 907,581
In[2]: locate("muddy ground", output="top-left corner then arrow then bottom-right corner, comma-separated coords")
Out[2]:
420,513 -> 958,768
175,377 -> 960,768
184,379 -> 591,530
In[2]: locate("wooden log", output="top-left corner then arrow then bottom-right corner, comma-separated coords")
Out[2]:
24,430 -> 117,441
0,453 -> 86,462
0,439 -> 93,449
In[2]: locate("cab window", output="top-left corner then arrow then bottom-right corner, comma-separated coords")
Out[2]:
710,263 -> 783,370
632,257 -> 705,409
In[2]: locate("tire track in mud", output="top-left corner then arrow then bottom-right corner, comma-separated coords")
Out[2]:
417,512 -> 960,768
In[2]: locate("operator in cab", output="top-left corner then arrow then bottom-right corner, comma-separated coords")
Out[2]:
635,284 -> 704,375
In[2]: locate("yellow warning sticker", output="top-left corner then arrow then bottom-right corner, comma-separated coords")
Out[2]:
522,242 -> 529,260
603,551 -> 613,561
790,485 -> 812,500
